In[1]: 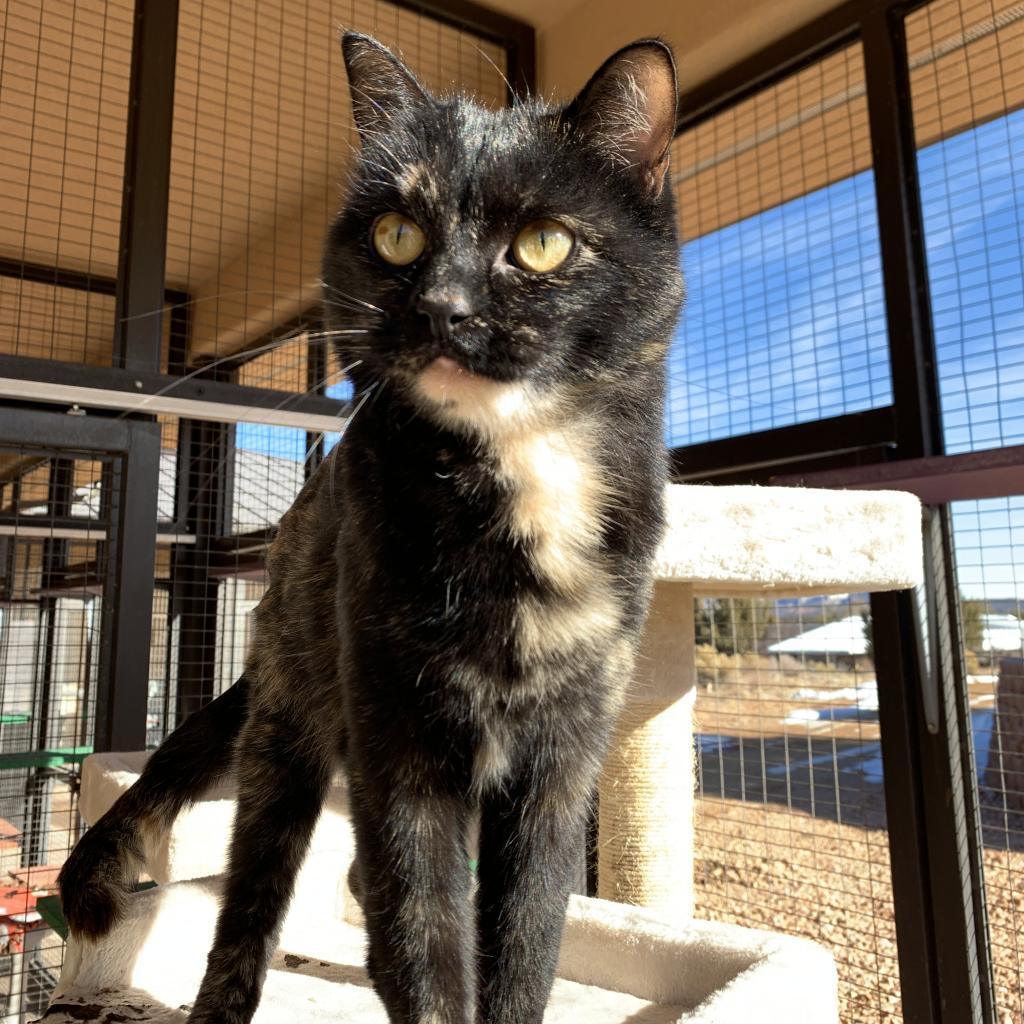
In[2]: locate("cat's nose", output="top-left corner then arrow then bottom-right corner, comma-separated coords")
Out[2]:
416,288 -> 474,341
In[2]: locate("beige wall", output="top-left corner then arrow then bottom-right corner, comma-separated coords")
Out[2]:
536,0 -> 848,100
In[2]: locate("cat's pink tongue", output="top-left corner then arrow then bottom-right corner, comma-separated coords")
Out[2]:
419,355 -> 485,403
431,356 -> 465,374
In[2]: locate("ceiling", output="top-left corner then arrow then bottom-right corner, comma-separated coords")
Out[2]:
1,0 -> 1018,373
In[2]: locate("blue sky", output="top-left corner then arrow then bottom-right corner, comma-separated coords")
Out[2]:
922,109 -> 1024,455
235,378 -> 352,460
666,107 -> 1023,599
666,108 -> 1024,454
236,109 -> 1023,598
666,167 -> 891,447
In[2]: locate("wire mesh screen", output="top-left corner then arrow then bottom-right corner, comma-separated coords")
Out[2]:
907,0 -> 1024,456
950,497 -> 1024,1022
692,593 -> 901,1022
667,42 -> 891,448
906,2 -> 1024,1018
0,443 -> 118,1018
168,0 -> 508,365
0,0 -> 132,366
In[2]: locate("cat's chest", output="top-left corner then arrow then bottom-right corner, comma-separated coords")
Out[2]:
489,420 -> 608,592
469,419 -> 622,673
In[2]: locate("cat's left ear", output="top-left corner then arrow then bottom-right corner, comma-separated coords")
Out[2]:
562,39 -> 678,197
342,32 -> 432,139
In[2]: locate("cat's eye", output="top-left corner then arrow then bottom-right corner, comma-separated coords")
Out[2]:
372,212 -> 426,265
511,219 -> 574,273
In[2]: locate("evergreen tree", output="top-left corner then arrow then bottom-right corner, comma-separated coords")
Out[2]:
694,597 -> 774,654
960,597 -> 984,653
862,594 -> 985,662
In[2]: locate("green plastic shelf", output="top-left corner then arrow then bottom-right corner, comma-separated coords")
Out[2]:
0,747 -> 93,771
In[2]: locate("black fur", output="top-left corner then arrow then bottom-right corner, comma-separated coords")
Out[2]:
58,33 -> 684,1024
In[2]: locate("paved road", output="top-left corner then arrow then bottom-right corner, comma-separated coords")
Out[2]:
696,708 -> 1020,845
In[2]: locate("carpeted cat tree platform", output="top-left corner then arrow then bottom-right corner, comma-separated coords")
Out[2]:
46,484 -> 923,1024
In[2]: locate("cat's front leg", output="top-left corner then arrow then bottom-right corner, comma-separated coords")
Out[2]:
348,769 -> 474,1024
186,709 -> 333,1024
476,742 -> 599,1024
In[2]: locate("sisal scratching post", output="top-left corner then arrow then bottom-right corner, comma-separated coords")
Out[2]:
599,580 -> 696,918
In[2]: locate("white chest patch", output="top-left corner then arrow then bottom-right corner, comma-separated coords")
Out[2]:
495,418 -> 623,665
493,422 -> 608,594
415,361 -> 622,666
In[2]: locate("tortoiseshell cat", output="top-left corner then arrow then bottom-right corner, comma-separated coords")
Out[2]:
58,32 -> 683,1024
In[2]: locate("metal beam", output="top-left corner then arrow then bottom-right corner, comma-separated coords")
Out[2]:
388,0 -> 535,100
0,258 -> 117,297
114,0 -> 180,371
0,257 -> 189,310
171,417 -> 234,724
873,510 -> 994,1024
0,355 -> 349,434
305,331 -> 328,476
25,459 -> 74,865
926,506 -> 995,1024
773,444 -> 1024,503
0,524 -> 194,544
871,586 -> 943,1024
676,0 -> 862,133
670,407 -> 896,481
674,0 -> 932,134
860,6 -> 994,1020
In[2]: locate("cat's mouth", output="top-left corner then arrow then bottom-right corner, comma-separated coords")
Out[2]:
413,354 -> 535,433
417,354 -> 484,397
426,355 -> 472,378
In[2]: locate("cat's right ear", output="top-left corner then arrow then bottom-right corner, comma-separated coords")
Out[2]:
341,32 -> 431,139
561,38 -> 678,197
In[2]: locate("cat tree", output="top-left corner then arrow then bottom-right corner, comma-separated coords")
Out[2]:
598,484 -> 923,918
47,483 -> 923,1024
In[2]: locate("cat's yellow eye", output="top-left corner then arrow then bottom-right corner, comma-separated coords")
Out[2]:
372,212 -> 426,266
512,219 -> 574,273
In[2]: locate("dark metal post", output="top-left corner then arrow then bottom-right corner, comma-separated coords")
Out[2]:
924,506 -> 995,1023
171,414 -> 234,724
24,460 -> 73,864
387,0 -> 535,102
305,333 -> 328,477
96,423 -> 161,751
862,7 -> 995,1022
862,5 -> 943,461
503,24 -> 536,101
114,0 -> 180,371
871,586 -> 941,1023
167,293 -> 192,378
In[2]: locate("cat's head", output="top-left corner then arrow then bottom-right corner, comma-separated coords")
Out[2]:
322,33 -> 683,438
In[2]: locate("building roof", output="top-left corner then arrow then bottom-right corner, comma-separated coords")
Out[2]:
767,615 -> 869,657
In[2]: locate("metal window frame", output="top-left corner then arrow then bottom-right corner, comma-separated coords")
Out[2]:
6,0 -> 1004,1019
0,408 -> 160,754
668,2 -> 998,1021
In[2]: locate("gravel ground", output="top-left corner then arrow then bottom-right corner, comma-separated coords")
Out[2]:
694,797 -> 1024,1024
